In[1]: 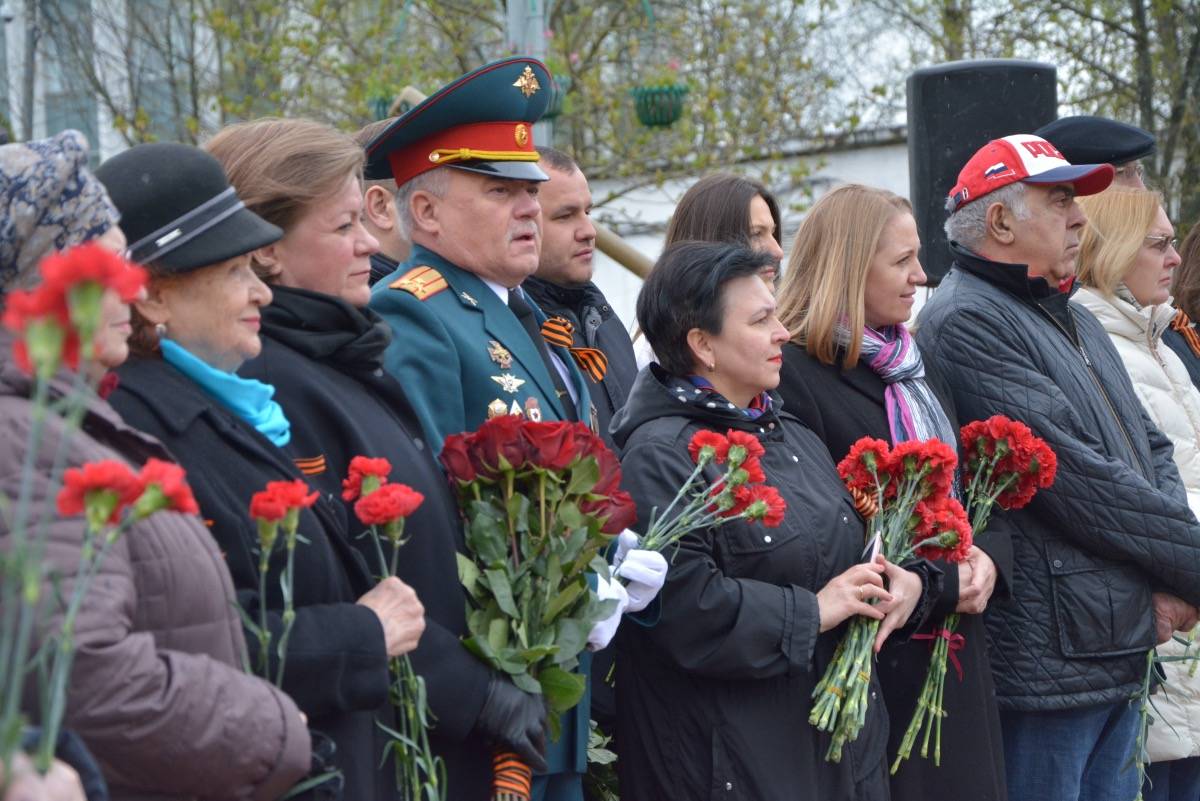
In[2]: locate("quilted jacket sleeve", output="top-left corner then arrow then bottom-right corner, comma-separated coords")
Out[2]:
920,310 -> 1200,608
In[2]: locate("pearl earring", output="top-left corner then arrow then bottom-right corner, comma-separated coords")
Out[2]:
154,323 -> 167,339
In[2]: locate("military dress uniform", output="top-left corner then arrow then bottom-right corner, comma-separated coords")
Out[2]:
364,56 -> 596,801
370,244 -> 591,452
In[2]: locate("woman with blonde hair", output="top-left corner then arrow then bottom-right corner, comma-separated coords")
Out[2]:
775,183 -> 1008,801
1074,186 -> 1200,801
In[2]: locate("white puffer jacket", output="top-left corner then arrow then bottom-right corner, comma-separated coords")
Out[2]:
1075,286 -> 1200,763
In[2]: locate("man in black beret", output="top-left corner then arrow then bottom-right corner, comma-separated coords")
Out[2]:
1036,115 -> 1156,188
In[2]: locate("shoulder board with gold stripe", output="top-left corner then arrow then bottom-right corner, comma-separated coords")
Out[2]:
388,265 -> 448,301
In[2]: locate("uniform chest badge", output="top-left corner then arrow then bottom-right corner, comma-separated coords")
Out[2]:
460,291 -> 478,307
488,340 -> 513,369
492,373 -> 526,394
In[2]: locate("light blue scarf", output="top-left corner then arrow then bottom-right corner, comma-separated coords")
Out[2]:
160,338 -> 291,447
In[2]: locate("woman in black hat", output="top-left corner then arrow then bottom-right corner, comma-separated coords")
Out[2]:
2,131 -> 312,800
205,117 -> 548,801
96,142 -> 427,801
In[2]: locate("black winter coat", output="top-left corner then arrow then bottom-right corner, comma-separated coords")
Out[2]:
109,356 -> 391,801
915,244 -> 1200,711
239,286 -> 495,800
609,365 -> 893,801
778,343 -> 1007,801
521,276 -> 637,446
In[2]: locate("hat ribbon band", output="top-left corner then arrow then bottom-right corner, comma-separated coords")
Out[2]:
126,186 -> 246,265
428,147 -> 541,165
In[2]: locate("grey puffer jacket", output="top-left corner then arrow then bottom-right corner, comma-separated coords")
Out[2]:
0,331 -> 310,800
915,244 -> 1200,712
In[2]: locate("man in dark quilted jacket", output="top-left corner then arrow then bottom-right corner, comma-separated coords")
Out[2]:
916,134 -> 1200,801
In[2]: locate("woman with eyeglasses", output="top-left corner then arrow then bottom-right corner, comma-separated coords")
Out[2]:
1075,186 -> 1200,801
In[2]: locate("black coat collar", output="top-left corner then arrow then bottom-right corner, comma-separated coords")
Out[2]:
949,241 -> 1080,340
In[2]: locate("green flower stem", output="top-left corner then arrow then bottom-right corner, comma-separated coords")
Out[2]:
274,524 -> 298,688
35,518 -> 129,771
366,522 -> 445,801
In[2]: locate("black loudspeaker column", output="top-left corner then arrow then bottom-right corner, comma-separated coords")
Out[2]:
906,59 -> 1058,286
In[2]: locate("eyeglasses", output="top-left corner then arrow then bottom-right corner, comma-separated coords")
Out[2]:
1144,234 -> 1178,253
1115,162 -> 1146,181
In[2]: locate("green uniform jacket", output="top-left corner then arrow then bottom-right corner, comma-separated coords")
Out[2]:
369,243 -> 592,777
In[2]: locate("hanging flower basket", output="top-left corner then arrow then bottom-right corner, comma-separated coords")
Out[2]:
631,84 -> 689,128
542,76 -> 571,120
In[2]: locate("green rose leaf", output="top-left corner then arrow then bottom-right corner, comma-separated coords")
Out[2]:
540,665 -> 587,713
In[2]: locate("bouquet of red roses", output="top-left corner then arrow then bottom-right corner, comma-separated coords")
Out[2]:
891,415 -> 1056,772
810,436 -> 967,762
440,416 -> 634,799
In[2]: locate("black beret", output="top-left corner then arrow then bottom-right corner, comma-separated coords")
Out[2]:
1034,115 -> 1156,166
95,143 -> 281,273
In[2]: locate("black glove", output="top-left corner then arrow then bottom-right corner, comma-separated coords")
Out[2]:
474,675 -> 548,773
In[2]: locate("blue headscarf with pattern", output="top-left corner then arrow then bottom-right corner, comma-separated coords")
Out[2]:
0,130 -> 118,291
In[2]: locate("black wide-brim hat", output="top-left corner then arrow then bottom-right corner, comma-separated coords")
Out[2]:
364,56 -> 553,186
95,142 -> 282,273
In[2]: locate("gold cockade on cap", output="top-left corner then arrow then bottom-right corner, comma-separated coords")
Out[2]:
513,65 -> 541,98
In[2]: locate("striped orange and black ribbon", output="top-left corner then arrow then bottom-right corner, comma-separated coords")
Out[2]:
492,750 -> 532,801
1171,309 -> 1200,359
539,315 -> 608,382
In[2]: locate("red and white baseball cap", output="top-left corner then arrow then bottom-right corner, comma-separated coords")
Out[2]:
947,134 -> 1114,211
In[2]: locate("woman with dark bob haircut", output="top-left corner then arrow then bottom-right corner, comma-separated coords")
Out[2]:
609,240 -> 938,800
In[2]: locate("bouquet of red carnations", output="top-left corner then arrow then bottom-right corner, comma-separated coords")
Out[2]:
891,415 -> 1056,772
810,436 -> 967,762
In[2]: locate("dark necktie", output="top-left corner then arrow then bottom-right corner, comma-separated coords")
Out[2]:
508,289 -> 579,421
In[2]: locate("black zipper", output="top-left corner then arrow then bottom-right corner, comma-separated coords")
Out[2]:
1035,303 -> 1151,480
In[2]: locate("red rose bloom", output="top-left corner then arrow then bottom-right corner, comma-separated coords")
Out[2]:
355,483 -> 425,526
598,489 -> 638,534
439,433 -> 478,483
912,496 -> 973,563
342,456 -> 393,501
592,447 -> 624,496
520,421 -> 579,471
135,458 -> 200,515
688,430 -> 730,465
57,459 -> 142,522
469,414 -> 528,474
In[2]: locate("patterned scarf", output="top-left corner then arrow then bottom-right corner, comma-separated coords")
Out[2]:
685,374 -> 773,420
855,324 -> 956,449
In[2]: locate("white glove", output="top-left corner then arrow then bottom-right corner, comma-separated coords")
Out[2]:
614,530 -> 668,614
587,575 -> 629,651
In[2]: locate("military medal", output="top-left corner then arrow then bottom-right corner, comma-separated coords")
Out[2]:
524,397 -> 542,422
487,399 -> 508,419
488,340 -> 513,369
492,373 -> 526,394
460,291 -> 478,307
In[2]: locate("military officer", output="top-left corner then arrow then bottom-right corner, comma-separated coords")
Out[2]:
365,57 -> 664,801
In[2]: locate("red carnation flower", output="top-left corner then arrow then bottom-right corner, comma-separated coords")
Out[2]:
355,483 -> 424,527
837,437 -> 892,494
57,460 -> 142,526
134,458 -> 199,517
688,430 -> 730,465
39,242 -> 147,302
912,496 -> 973,563
740,484 -> 787,527
342,455 -> 393,501
250,480 -> 318,522
726,430 -> 765,468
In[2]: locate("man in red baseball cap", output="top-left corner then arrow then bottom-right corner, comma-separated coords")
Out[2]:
915,135 -> 1200,801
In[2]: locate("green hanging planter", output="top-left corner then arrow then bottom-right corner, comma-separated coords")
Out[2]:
631,84 -> 689,128
542,76 -> 571,120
